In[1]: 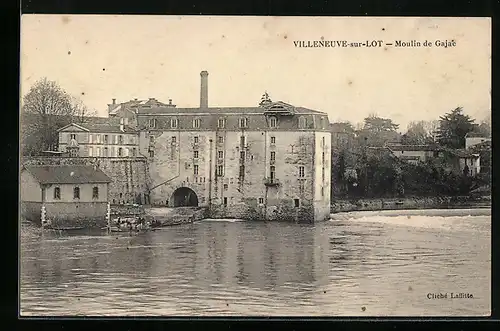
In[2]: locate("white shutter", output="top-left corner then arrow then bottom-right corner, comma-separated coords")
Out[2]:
88,147 -> 93,157
89,134 -> 93,144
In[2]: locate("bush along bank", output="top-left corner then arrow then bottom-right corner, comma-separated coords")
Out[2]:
331,196 -> 491,214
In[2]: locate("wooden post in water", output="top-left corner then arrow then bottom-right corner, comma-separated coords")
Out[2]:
106,202 -> 111,234
41,205 -> 47,230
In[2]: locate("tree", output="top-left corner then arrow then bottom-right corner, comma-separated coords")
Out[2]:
473,116 -> 491,137
356,115 -> 401,147
71,96 -> 97,124
436,107 -> 478,149
401,120 -> 439,145
21,78 -> 94,156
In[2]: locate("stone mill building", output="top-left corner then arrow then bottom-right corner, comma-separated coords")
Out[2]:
133,71 -> 332,223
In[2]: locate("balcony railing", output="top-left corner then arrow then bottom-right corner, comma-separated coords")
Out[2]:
263,178 -> 280,186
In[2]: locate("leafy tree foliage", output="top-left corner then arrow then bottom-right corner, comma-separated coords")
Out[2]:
437,107 -> 478,149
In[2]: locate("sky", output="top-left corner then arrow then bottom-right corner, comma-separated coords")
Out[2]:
20,15 -> 491,131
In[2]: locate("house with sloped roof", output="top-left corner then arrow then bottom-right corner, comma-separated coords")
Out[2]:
20,165 -> 112,227
57,117 -> 142,158
385,144 -> 443,164
465,132 -> 491,150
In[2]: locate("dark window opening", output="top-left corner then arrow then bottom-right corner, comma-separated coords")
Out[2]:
54,187 -> 61,200
294,199 -> 300,207
223,184 -> 228,190
239,165 -> 245,178
92,186 -> 99,199
73,187 -> 80,199
223,197 -> 228,206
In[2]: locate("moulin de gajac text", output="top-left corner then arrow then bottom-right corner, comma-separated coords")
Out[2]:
293,40 -> 456,48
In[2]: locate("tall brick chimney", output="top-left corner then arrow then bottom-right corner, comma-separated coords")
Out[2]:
200,70 -> 208,109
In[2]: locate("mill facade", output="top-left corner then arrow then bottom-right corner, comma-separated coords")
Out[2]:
135,71 -> 331,223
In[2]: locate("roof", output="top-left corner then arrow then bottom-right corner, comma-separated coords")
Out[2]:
136,103 -> 327,116
108,99 -> 168,115
448,149 -> 480,158
23,165 -> 112,185
466,132 -> 491,138
386,144 -> 441,152
57,121 -> 137,133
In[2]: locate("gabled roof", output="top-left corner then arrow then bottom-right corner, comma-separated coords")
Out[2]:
466,132 -> 491,138
136,103 -> 326,116
58,121 -> 137,134
386,144 -> 441,152
23,165 -> 112,184
448,149 -> 480,158
109,99 -> 168,115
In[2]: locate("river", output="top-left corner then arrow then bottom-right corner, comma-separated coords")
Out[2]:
20,208 -> 491,317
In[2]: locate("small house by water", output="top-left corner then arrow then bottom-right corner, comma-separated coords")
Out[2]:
20,165 -> 112,227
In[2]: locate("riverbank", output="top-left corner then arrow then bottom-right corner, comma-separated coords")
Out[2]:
331,196 -> 491,214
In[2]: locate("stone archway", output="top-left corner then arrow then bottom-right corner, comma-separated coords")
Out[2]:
172,187 -> 199,207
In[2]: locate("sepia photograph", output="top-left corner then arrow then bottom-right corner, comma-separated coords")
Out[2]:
19,15 -> 491,316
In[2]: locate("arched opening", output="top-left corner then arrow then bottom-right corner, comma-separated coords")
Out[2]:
172,187 -> 199,207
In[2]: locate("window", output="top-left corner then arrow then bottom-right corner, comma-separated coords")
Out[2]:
104,147 -> 109,157
193,118 -> 201,128
294,199 -> 300,207
93,186 -> 99,199
172,136 -> 177,144
224,184 -> 228,191
118,148 -> 123,156
104,135 -> 109,144
270,166 -> 276,181
149,150 -> 154,158
73,187 -> 80,199
89,134 -> 93,144
150,135 -> 155,143
171,118 -> 178,128
194,151 -> 199,158
322,137 -> 325,147
218,136 -> 224,144
193,165 -> 199,175
270,151 -> 276,161
321,186 -> 324,197
69,148 -> 79,157
239,165 -> 245,178
217,165 -> 224,176
270,136 -> 276,144
88,147 -> 93,157
96,147 -> 100,156
70,134 -> 76,140
132,148 -> 137,156
299,116 -> 307,129
223,197 -> 228,206
258,198 -> 264,204
149,118 -> 156,128
194,136 -> 199,144
218,118 -> 225,128
299,166 -> 305,177
240,135 -> 246,147
218,151 -> 224,159
54,187 -> 61,200
240,151 -> 245,160
96,134 -> 101,144
269,117 -> 277,128
118,135 -> 124,144
239,117 -> 248,128
319,117 -> 324,129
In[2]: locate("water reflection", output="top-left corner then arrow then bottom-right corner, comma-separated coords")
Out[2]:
20,211 -> 491,316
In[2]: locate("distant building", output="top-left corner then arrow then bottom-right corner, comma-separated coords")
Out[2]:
57,118 -> 140,158
443,149 -> 481,176
465,132 -> 491,150
386,144 -> 442,164
20,165 -> 112,226
107,97 -> 175,126
136,71 -> 331,223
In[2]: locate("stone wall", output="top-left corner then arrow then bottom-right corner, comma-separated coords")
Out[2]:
21,156 -> 150,205
331,196 -> 491,214
20,201 -> 42,222
44,202 -> 108,228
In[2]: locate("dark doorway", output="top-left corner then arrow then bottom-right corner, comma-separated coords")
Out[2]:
172,187 -> 199,207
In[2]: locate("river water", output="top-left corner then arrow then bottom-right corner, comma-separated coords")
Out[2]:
20,208 -> 491,317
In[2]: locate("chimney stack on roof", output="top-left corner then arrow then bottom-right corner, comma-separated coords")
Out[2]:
169,99 -> 172,105
112,98 -> 116,105
200,70 -> 209,109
